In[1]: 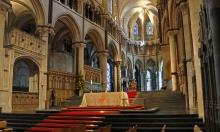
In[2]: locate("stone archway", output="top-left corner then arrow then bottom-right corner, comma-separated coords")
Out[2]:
12,58 -> 39,112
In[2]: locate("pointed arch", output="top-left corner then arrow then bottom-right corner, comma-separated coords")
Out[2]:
11,0 -> 46,25
108,41 -> 119,60
85,29 -> 105,52
54,14 -> 81,41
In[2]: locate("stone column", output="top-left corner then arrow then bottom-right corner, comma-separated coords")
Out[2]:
114,63 -> 117,92
188,0 -> 204,118
0,0 -> 11,112
117,62 -> 122,92
207,0 -> 220,123
143,71 -> 147,91
36,25 -> 54,109
167,29 -> 178,91
98,51 -> 108,92
72,42 -> 86,76
179,1 -> 195,113
115,61 -> 121,92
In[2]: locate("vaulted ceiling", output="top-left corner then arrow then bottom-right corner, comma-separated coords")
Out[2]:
117,0 -> 158,35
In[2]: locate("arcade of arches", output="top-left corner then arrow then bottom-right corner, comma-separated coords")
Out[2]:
0,0 -> 220,131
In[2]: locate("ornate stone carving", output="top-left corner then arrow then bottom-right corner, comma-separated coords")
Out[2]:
9,28 -> 46,56
12,92 -> 38,112
48,71 -> 75,107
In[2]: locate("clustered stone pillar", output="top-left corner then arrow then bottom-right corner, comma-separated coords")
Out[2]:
179,1 -> 195,113
115,61 -> 121,92
167,29 -> 178,91
98,51 -> 108,92
72,42 -> 86,76
36,25 -> 54,109
188,0 -> 204,118
114,62 -> 118,92
208,0 -> 220,123
0,0 -> 11,112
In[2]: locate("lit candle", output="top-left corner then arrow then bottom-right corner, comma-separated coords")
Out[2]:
91,80 -> 93,85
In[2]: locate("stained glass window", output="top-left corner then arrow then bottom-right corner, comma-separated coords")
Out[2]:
146,21 -> 153,36
146,70 -> 152,91
158,61 -> 163,89
107,62 -> 111,91
133,22 -> 139,40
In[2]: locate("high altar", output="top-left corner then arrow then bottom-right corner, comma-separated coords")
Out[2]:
80,92 -> 130,107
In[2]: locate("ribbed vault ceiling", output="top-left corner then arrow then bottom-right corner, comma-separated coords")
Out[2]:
117,0 -> 158,33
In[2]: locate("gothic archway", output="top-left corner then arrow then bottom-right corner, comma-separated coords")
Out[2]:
13,59 -> 39,92
12,58 -> 39,112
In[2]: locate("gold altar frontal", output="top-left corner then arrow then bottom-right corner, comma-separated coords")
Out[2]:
80,92 -> 130,107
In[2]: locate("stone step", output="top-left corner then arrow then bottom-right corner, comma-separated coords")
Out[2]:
105,114 -> 199,118
134,91 -> 186,114
111,126 -> 204,132
99,122 -> 204,127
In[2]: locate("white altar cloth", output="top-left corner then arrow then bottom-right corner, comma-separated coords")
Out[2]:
80,92 -> 130,107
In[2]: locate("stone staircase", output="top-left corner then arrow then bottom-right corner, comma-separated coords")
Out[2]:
0,113 -> 49,131
0,91 -> 205,132
100,113 -> 205,132
135,91 -> 186,114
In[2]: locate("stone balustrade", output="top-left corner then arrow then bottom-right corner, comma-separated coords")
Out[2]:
9,28 -> 46,56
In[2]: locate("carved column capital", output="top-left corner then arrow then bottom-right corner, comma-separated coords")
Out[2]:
114,61 -> 121,67
36,25 -> 55,37
178,1 -> 189,15
72,41 -> 86,48
97,50 -> 109,57
167,29 -> 179,37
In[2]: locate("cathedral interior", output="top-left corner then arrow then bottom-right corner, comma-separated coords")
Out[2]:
0,0 -> 220,131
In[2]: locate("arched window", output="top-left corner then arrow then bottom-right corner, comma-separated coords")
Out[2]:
146,70 -> 152,91
108,0 -> 113,14
133,22 -> 139,40
13,61 -> 30,91
146,21 -> 153,36
107,62 -> 112,91
13,60 -> 39,92
158,60 -> 164,89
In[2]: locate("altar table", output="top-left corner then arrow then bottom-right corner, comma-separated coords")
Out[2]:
80,92 -> 130,107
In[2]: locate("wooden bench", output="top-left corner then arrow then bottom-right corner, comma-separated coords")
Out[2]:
0,121 -> 7,129
0,120 -> 13,132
